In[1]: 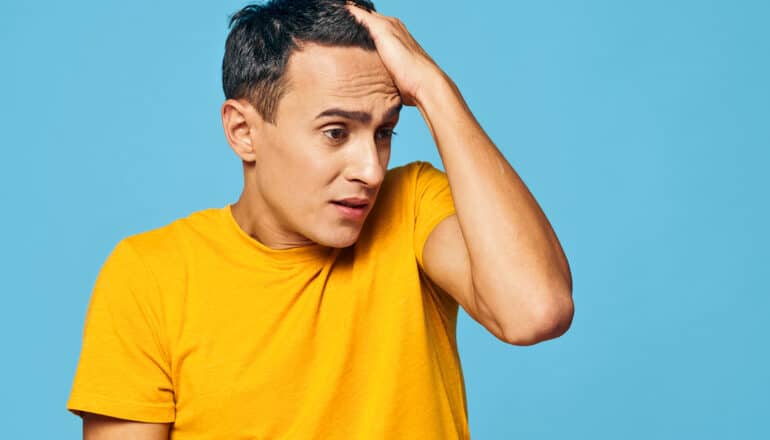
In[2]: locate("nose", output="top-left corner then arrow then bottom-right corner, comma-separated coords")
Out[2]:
343,136 -> 387,188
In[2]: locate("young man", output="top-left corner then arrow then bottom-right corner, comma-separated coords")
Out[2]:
67,0 -> 574,438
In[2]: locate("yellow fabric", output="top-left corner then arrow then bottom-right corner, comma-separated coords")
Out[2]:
67,160 -> 469,439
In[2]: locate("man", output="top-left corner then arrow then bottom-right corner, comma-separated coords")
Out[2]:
66,0 -> 574,438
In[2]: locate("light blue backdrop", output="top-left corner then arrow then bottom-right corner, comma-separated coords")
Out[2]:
1,0 -> 767,438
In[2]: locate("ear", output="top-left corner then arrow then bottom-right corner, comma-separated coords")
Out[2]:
221,98 -> 262,162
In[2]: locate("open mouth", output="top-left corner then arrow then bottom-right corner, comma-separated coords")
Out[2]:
331,201 -> 368,209
331,200 -> 369,220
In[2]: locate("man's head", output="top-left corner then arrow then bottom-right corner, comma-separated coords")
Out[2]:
221,0 -> 402,250
223,0 -> 378,124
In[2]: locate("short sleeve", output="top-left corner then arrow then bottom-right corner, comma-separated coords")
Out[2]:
413,161 -> 457,271
66,239 -> 175,423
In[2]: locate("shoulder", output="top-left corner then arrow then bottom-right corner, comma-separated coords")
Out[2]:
377,160 -> 436,202
121,206 -> 220,254
113,206 -> 222,278
366,160 -> 448,220
384,160 -> 435,182
365,162 -> 421,219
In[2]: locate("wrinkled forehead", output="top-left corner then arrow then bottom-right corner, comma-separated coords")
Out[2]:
280,43 -> 402,119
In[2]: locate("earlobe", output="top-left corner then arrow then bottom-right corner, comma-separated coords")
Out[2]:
222,99 -> 259,162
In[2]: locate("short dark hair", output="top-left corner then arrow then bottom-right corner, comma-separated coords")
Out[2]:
222,0 -> 377,123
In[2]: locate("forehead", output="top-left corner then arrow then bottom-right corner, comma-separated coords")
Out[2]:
280,43 -> 401,116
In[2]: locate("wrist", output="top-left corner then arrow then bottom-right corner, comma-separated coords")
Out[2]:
414,68 -> 456,109
415,70 -> 467,120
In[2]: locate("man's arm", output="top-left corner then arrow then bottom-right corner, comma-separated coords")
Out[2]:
82,412 -> 170,439
347,4 -> 574,345
418,79 -> 573,346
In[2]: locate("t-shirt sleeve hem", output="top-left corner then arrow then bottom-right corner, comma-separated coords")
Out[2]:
67,391 -> 175,423
416,207 -> 457,271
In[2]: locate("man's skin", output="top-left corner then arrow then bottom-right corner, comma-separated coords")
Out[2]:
82,4 -> 573,438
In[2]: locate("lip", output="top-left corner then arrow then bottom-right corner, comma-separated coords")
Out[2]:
330,201 -> 368,221
333,197 -> 370,206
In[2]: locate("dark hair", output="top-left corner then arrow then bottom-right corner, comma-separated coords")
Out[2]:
222,0 -> 377,123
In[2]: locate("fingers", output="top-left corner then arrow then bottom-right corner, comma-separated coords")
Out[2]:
345,3 -> 409,42
344,2 -> 371,19
345,2 -> 391,28
345,1 -> 377,16
345,3 -> 374,33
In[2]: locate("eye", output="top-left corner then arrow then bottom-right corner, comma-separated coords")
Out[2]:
323,127 -> 348,142
376,128 -> 397,141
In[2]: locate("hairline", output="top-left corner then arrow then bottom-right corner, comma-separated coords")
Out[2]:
252,40 -> 381,124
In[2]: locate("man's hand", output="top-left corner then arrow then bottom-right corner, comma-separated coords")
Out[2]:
345,2 -> 445,107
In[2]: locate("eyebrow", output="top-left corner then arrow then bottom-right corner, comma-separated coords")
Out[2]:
314,103 -> 403,124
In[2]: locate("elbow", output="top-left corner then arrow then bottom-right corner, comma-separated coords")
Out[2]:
502,291 -> 574,346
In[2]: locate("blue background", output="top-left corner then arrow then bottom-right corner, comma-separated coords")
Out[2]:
2,0 -> 768,438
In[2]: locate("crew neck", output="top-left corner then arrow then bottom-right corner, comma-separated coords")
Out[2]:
220,203 -> 333,264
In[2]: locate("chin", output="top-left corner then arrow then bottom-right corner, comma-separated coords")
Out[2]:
314,228 -> 362,249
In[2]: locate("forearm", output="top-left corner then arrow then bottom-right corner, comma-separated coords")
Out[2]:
416,72 -> 573,343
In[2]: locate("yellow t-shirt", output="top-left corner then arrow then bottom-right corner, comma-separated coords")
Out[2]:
67,160 -> 469,439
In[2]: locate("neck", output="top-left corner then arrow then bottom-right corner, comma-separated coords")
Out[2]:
231,166 -> 317,250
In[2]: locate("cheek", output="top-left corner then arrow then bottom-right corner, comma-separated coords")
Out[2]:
258,131 -> 308,182
259,128 -> 340,212
276,152 -> 330,211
